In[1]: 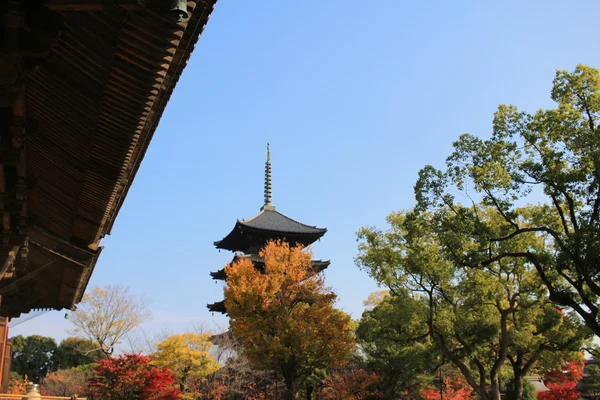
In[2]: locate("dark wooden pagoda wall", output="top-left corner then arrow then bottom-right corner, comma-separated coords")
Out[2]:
0,0 -> 216,318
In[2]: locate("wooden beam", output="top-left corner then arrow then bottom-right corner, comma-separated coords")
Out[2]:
45,0 -> 142,11
28,226 -> 97,263
0,246 -> 21,280
0,261 -> 53,296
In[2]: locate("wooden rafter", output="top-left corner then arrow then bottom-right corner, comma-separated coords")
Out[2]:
44,0 -> 142,11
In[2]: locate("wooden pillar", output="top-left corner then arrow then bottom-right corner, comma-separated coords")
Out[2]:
2,338 -> 12,392
0,295 -> 9,392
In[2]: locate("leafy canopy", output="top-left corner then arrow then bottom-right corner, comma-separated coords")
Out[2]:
224,240 -> 355,399
152,333 -> 220,399
414,64 -> 600,336
11,335 -> 57,383
356,208 -> 589,400
90,353 -> 180,400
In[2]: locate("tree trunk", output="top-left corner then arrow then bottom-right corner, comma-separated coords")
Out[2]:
306,383 -> 313,400
511,376 -> 524,400
489,374 -> 501,400
283,372 -> 299,400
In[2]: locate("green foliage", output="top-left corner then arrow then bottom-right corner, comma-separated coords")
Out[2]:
505,379 -> 537,400
11,335 -> 57,383
11,335 -> 107,383
581,362 -> 600,399
356,294 -> 437,398
356,207 -> 589,400
54,337 -> 106,370
413,64 -> 600,337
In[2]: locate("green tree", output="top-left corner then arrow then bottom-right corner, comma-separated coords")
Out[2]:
581,362 -> 600,400
10,335 -> 57,383
357,293 -> 437,398
505,379 -> 537,400
152,333 -> 220,399
414,64 -> 600,336
224,240 -> 355,400
54,337 -> 106,370
356,209 -> 588,400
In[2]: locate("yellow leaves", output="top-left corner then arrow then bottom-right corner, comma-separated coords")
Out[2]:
222,240 -> 355,376
153,333 -> 220,382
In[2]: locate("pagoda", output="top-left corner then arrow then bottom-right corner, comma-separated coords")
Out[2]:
208,144 -> 329,314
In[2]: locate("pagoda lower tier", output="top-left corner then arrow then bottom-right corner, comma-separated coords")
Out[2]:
210,253 -> 330,281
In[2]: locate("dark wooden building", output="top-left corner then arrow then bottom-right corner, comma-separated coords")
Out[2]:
0,0 -> 217,388
208,144 -> 329,313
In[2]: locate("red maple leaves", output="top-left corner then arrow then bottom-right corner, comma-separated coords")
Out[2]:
89,353 -> 181,400
420,377 -> 472,400
538,359 -> 584,400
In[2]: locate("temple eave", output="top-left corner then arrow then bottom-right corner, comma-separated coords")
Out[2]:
207,300 -> 226,314
210,259 -> 331,281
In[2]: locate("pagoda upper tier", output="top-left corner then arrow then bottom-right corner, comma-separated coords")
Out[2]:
208,143 -> 329,315
214,205 -> 327,254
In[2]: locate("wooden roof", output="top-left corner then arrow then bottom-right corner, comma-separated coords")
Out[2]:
0,0 -> 217,318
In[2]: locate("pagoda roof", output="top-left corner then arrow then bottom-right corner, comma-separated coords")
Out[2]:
214,207 -> 327,252
240,207 -> 326,235
207,300 -> 226,314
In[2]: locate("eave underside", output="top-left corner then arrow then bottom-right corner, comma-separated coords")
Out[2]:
210,257 -> 331,281
0,0 -> 216,318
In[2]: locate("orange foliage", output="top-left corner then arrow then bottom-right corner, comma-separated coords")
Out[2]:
40,366 -> 94,398
420,377 -> 473,400
7,375 -> 28,394
320,369 -> 383,399
224,240 -> 355,396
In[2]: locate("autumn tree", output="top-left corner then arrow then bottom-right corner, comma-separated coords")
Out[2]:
320,368 -> 383,400
41,364 -> 95,398
414,64 -> 600,336
68,284 -> 151,356
420,376 -> 473,400
224,240 -> 355,400
153,333 -> 220,398
356,210 -> 589,400
11,335 -> 57,382
89,353 -> 180,400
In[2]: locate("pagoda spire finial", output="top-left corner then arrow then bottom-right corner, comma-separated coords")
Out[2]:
262,143 -> 275,211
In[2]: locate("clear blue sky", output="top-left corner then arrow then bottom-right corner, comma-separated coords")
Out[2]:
12,0 -> 600,341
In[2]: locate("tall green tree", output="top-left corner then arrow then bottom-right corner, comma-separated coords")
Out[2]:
11,335 -> 57,383
357,293 -> 438,399
415,64 -> 600,336
356,209 -> 589,400
54,337 -> 106,370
